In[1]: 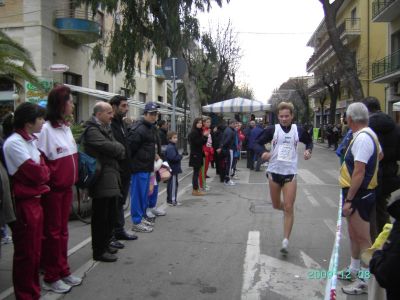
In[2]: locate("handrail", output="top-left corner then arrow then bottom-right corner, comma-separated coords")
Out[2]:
372,49 -> 400,79
372,0 -> 395,19
55,9 -> 97,21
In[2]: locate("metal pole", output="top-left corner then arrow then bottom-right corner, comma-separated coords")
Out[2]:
171,57 -> 177,131
182,96 -> 188,155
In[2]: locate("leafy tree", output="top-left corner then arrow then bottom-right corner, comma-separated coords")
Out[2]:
319,0 -> 364,101
231,83 -> 254,99
78,0 -> 228,119
0,30 -> 42,90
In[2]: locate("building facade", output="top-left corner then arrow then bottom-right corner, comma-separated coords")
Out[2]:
371,0 -> 400,123
0,0 -> 168,122
306,0 -> 388,127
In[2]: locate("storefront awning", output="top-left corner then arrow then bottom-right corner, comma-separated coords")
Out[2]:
64,84 -> 185,116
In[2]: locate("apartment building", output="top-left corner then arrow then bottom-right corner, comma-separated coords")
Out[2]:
306,0 -> 387,127
0,0 -> 168,122
371,0 -> 400,123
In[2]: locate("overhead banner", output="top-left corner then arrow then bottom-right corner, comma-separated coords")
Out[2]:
25,78 -> 53,107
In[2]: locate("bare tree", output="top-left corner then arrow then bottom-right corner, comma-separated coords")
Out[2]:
319,0 -> 364,101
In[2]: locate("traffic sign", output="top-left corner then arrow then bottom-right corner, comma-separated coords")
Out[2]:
162,57 -> 186,80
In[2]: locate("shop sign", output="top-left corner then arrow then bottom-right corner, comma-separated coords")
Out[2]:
25,78 -> 53,106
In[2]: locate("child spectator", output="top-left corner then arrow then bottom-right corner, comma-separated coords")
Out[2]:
165,131 -> 182,206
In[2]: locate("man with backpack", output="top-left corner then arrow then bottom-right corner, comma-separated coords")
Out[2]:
109,96 -> 138,246
83,102 -> 125,262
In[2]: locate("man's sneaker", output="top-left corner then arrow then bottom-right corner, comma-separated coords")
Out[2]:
151,207 -> 166,216
224,180 -> 236,186
42,279 -> 72,294
337,266 -> 358,282
232,175 -> 239,180
132,222 -> 153,233
62,275 -> 82,287
167,202 -> 174,207
175,201 -> 182,206
142,218 -> 155,227
146,208 -> 156,218
280,238 -> 289,255
342,278 -> 368,295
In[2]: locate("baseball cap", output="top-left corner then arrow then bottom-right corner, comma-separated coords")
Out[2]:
144,102 -> 160,113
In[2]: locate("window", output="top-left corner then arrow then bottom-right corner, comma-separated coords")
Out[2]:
95,81 -> 109,92
63,72 -> 82,86
96,11 -> 105,38
158,96 -> 163,103
139,92 -> 146,103
0,0 -> 5,6
391,30 -> 400,53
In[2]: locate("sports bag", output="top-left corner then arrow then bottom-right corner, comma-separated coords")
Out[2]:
76,127 -> 101,189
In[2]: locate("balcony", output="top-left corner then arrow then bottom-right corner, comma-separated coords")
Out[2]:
55,9 -> 101,44
155,65 -> 165,80
306,18 -> 360,72
372,0 -> 400,22
372,49 -> 400,83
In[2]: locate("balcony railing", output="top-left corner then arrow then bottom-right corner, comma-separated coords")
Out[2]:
372,49 -> 400,80
306,18 -> 360,71
372,0 -> 395,19
55,9 -> 102,44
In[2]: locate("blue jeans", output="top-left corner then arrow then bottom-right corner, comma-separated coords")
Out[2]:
130,172 -> 150,225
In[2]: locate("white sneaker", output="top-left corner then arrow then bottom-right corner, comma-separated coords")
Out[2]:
202,186 -> 211,192
342,278 -> 368,295
146,208 -> 156,218
280,238 -> 289,255
224,180 -> 236,186
232,175 -> 239,180
132,222 -> 153,233
62,275 -> 82,287
42,279 -> 72,294
151,207 -> 166,216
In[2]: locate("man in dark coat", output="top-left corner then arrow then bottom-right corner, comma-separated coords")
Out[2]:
83,102 -> 125,262
243,120 -> 255,170
248,123 -> 264,171
127,102 -> 160,233
109,96 -> 138,245
363,97 -> 400,240
217,120 -> 237,185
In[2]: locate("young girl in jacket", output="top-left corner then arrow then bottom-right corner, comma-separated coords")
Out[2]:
36,85 -> 81,293
188,118 -> 208,196
199,117 -> 213,191
3,102 -> 49,300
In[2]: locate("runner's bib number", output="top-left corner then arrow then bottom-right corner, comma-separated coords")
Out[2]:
277,143 -> 294,162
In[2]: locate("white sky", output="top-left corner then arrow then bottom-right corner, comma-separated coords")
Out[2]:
198,0 -> 325,103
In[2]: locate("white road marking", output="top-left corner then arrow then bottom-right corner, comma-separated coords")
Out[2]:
241,231 -> 325,300
323,219 -> 337,236
303,188 -> 320,207
297,169 -> 325,185
322,196 -> 337,208
323,169 -> 339,181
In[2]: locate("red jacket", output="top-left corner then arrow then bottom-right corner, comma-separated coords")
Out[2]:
37,121 -> 78,190
3,130 -> 50,200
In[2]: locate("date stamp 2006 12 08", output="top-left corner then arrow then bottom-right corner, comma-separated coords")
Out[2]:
307,269 -> 371,280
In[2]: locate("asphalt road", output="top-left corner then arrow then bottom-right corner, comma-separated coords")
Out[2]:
0,144 -> 374,300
